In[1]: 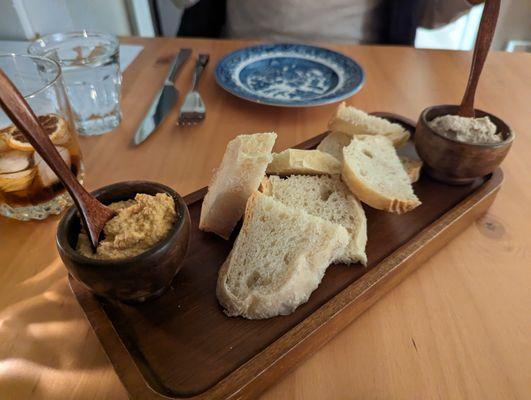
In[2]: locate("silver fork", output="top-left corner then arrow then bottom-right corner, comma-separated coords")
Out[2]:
178,54 -> 209,126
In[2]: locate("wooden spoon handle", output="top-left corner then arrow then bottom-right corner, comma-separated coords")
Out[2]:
459,0 -> 501,117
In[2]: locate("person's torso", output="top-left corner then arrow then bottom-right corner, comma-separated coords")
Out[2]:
226,0 -> 386,44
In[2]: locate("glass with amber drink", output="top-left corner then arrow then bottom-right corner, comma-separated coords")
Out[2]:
0,54 -> 84,220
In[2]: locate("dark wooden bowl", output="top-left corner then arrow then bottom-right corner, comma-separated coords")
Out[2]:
56,181 -> 191,303
415,105 -> 514,185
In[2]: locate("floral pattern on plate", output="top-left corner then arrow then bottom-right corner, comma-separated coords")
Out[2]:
215,43 -> 365,107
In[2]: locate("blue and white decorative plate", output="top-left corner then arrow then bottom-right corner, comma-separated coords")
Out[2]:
215,43 -> 365,107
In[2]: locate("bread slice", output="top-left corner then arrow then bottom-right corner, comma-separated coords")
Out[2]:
217,192 -> 349,319
261,175 -> 367,265
266,149 -> 340,176
328,102 -> 410,147
318,131 -> 422,183
199,132 -> 276,239
399,156 -> 423,183
341,135 -> 421,214
316,131 -> 352,161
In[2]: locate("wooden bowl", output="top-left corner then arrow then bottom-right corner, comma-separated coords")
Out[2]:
56,181 -> 190,303
415,105 -> 514,185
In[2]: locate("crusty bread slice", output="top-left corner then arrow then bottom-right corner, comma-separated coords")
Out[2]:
328,102 -> 410,147
217,192 -> 349,319
261,175 -> 367,265
318,131 -> 422,183
341,135 -> 421,214
199,132 -> 276,239
316,131 -> 352,161
266,149 -> 340,176
399,156 -> 423,183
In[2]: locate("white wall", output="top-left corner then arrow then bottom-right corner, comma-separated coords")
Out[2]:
0,0 -> 133,40
493,0 -> 531,50
416,1 -> 531,52
415,5 -> 484,51
0,1 -> 27,39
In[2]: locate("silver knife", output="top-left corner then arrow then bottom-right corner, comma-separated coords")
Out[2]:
132,48 -> 192,145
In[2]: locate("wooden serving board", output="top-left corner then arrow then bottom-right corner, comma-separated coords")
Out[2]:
70,124 -> 503,400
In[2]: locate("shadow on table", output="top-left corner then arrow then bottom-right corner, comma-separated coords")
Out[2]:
0,258 -> 122,398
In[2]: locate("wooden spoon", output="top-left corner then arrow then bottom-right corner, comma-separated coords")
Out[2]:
0,69 -> 115,248
458,0 -> 501,117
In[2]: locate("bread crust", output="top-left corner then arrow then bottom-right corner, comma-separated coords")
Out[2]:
385,130 -> 411,148
266,149 -> 340,176
316,131 -> 352,160
328,102 -> 410,148
216,192 -> 348,319
341,153 -> 421,215
216,192 -> 261,318
259,176 -> 272,195
319,132 -> 422,186
262,175 -> 367,265
399,156 -> 423,183
216,253 -> 239,315
199,133 -> 276,239
328,117 -> 410,148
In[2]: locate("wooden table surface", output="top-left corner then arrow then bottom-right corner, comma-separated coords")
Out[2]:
0,37 -> 529,400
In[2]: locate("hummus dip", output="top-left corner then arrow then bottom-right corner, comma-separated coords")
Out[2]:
428,115 -> 502,144
77,192 -> 176,259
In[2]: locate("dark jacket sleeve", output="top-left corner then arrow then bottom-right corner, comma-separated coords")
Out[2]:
381,0 -> 425,45
177,0 -> 226,37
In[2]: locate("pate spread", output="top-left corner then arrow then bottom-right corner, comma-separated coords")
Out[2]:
428,115 -> 502,144
77,192 -> 176,259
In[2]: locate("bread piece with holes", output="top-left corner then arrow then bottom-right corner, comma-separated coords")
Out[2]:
317,131 -> 422,183
266,149 -> 341,176
199,132 -> 277,239
217,192 -> 349,319
341,135 -> 421,214
261,175 -> 367,265
328,102 -> 410,147
399,156 -> 423,183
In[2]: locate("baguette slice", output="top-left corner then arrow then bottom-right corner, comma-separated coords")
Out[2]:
341,135 -> 421,214
262,175 -> 367,265
399,156 -> 423,183
318,131 -> 421,182
316,131 -> 352,161
200,132 -> 276,239
266,149 -> 341,176
217,192 -> 349,319
328,102 -> 410,147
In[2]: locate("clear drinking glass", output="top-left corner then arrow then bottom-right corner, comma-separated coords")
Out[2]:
0,54 -> 84,220
28,31 -> 122,136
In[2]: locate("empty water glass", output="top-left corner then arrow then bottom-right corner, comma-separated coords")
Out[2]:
28,31 -> 122,136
